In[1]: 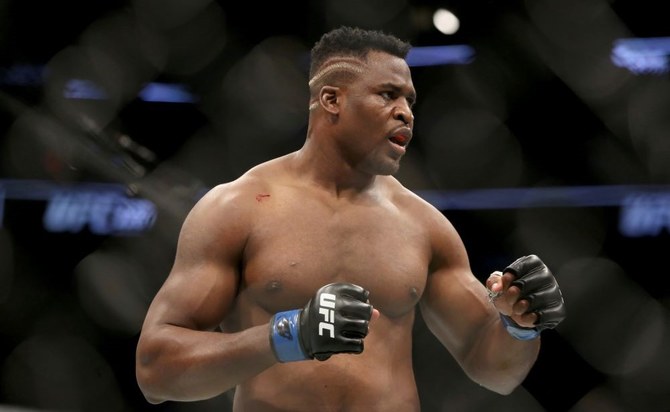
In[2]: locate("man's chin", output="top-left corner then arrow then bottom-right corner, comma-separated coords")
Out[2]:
358,154 -> 402,176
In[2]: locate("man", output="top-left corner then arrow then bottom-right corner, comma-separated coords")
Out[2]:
135,26 -> 566,411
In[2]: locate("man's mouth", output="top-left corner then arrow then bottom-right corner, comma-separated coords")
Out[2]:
389,133 -> 411,148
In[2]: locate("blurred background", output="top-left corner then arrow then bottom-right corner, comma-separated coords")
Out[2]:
1,0 -> 669,411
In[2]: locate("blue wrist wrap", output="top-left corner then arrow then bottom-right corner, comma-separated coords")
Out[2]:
499,314 -> 541,341
270,309 -> 308,362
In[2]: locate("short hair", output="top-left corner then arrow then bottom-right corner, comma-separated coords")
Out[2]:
308,26 -> 412,93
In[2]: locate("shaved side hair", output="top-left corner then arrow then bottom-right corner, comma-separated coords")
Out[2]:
307,26 -> 412,106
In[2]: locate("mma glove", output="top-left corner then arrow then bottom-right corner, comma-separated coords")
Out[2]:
270,282 -> 373,362
500,255 -> 566,340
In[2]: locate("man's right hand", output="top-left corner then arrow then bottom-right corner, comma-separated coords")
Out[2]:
269,282 -> 374,362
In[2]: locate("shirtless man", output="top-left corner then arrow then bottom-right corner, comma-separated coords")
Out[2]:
135,26 -> 566,411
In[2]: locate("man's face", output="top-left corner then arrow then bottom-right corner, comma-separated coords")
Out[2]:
337,51 -> 416,176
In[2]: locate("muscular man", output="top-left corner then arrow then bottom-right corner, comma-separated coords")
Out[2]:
135,26 -> 566,411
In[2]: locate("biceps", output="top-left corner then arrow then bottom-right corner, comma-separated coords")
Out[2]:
147,260 -> 239,332
420,270 -> 492,355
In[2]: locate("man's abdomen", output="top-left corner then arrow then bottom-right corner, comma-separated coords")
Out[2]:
233,328 -> 420,412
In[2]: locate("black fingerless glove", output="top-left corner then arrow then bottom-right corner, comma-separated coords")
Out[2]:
501,255 -> 566,340
269,282 -> 373,362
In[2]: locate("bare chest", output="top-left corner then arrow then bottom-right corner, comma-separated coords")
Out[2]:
241,196 -> 430,318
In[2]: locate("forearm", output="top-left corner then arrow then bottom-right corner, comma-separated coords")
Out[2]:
465,254 -> 565,394
463,315 -> 540,395
136,323 -> 276,403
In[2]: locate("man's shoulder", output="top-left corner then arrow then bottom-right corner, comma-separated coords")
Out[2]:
384,178 -> 452,227
203,175 -> 268,203
386,177 -> 436,209
241,154 -> 292,182
199,156 -> 291,204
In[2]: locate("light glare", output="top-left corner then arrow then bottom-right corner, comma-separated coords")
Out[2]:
433,8 -> 460,35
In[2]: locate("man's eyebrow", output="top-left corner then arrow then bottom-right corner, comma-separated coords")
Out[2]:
380,82 -> 417,103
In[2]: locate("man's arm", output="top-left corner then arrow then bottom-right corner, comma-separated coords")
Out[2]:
135,182 -> 277,403
418,210 -> 544,395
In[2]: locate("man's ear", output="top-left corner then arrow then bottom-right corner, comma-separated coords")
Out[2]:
319,86 -> 340,115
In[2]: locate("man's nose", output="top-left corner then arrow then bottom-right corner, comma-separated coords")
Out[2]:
394,103 -> 413,126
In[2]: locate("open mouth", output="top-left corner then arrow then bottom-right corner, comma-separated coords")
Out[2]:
389,134 -> 408,147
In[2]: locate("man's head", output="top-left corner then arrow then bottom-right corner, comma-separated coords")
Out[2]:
305,27 -> 416,177
308,27 -> 412,105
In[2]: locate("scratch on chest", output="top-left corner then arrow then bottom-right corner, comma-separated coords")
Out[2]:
255,193 -> 271,202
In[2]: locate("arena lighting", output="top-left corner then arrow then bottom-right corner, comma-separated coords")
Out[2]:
0,179 -> 156,235
64,79 -> 107,99
3,47 -> 474,106
63,78 -> 198,103
619,193 -> 670,237
406,45 -> 475,67
42,189 -> 156,235
1,64 -> 198,103
138,82 -> 199,103
1,180 -> 668,237
432,8 -> 460,35
416,185 -> 670,209
611,37 -> 670,74
417,185 -> 670,237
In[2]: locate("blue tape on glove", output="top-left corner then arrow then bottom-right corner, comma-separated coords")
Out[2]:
500,314 -> 541,341
270,309 -> 308,362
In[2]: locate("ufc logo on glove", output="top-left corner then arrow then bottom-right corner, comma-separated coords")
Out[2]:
318,293 -> 336,338
269,282 -> 373,362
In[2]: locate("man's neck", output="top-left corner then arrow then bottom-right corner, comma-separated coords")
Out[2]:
292,143 -> 378,198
